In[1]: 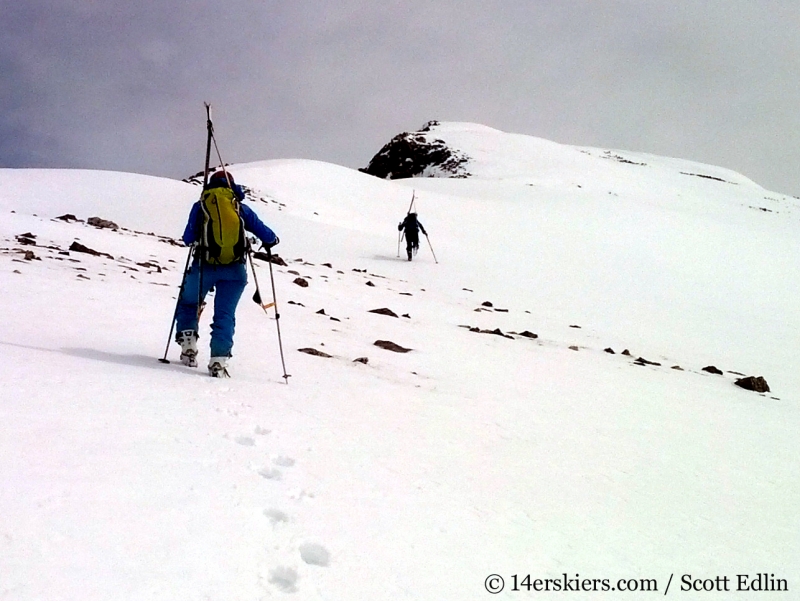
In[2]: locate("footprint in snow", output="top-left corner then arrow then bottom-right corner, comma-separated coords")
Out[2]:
254,425 -> 271,435
299,543 -> 331,567
258,467 -> 282,480
263,508 -> 290,526
235,436 -> 256,446
273,455 -> 295,467
269,566 -> 298,593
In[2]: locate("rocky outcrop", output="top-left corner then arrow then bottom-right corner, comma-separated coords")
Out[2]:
360,121 -> 471,179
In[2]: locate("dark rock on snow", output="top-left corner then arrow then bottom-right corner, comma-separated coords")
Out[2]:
298,348 -> 332,358
368,308 -> 398,318
293,277 -> 309,287
69,241 -> 114,260
702,365 -> 724,375
353,357 -> 369,364
87,216 -> 119,230
374,340 -> 412,353
253,251 -> 288,266
734,376 -> 770,393
16,233 -> 36,245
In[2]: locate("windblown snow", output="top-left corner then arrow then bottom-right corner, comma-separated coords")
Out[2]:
1,124 -> 798,600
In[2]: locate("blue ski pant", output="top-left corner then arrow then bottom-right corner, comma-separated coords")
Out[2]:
175,261 -> 247,357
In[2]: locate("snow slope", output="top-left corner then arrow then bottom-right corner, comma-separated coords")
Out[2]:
1,125 -> 798,600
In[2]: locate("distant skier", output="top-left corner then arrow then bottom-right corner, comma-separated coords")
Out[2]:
398,212 -> 427,261
175,170 -> 279,377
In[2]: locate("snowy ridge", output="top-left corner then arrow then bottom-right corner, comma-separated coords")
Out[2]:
1,126 -> 799,599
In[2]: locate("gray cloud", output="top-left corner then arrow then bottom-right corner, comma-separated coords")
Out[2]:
3,0 -> 800,194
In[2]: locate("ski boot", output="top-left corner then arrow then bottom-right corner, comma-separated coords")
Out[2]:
176,330 -> 198,367
208,356 -> 230,378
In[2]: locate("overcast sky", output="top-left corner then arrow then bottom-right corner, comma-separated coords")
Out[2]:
3,1 -> 800,194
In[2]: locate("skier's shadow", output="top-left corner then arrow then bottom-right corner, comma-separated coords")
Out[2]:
0,340 -> 188,373
61,347 -> 178,371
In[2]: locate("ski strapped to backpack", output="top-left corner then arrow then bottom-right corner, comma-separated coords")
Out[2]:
200,185 -> 246,264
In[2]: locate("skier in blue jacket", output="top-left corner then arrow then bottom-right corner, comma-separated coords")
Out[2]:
175,170 -> 278,377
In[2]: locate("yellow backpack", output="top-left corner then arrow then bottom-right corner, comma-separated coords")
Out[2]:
200,187 -> 246,264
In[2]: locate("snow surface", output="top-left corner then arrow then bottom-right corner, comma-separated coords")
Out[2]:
1,125 -> 798,599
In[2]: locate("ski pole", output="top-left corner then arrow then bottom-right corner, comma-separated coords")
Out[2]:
424,234 -> 438,264
248,248 -> 290,384
397,230 -> 404,257
158,245 -> 194,363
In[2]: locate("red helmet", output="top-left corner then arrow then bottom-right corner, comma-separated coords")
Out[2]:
209,170 -> 234,186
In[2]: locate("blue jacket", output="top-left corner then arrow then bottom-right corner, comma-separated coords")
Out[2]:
183,201 -> 278,248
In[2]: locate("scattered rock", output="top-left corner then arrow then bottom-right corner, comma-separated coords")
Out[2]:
352,268 -> 366,273
288,270 -> 300,275
569,324 -> 581,329
55,213 -> 80,222
604,347 -> 615,354
517,331 -> 538,339
634,357 -> 661,366
136,261 -> 161,272
494,308 -> 509,313
253,251 -> 288,266
374,340 -> 412,353
330,317 -> 340,322
353,357 -> 369,364
322,262 -> 332,268
22,250 -> 38,261
462,288 -> 473,292
734,376 -> 770,393
293,277 -> 309,287
365,281 -> 375,287
702,365 -> 723,375
298,348 -> 332,358
402,313 -> 410,319
569,345 -> 580,351
13,270 -> 21,274
287,300 -> 305,306
16,233 -> 36,245
369,307 -> 398,318
87,216 -> 119,230
316,308 -> 326,315
399,292 -> 413,296
671,365 -> 684,371
621,349 -> 631,356
468,327 -> 514,339
481,301 -> 493,307
69,241 -> 114,259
